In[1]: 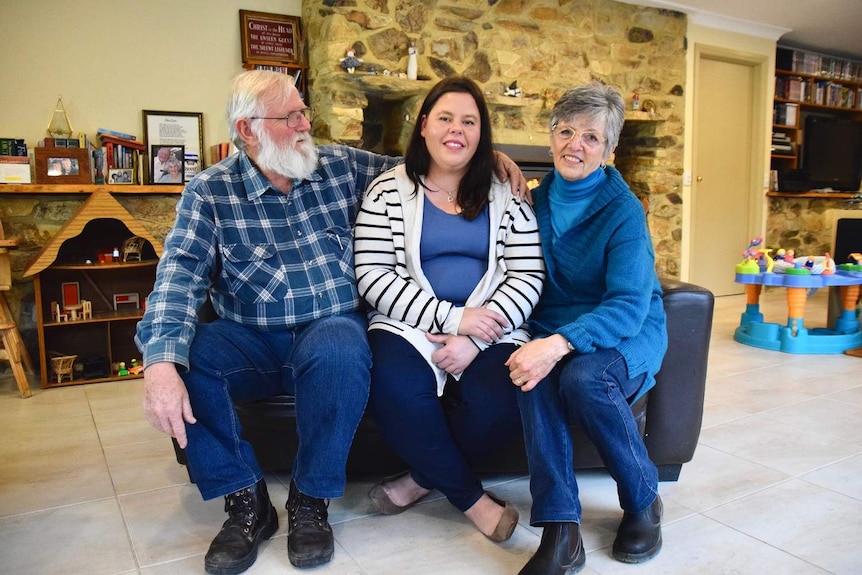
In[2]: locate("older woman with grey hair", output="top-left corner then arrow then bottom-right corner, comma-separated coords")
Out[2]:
505,82 -> 668,574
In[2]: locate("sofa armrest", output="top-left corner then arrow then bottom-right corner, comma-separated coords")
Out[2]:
643,278 -> 714,469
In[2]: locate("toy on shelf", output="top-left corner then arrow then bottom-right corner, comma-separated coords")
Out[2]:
128,358 -> 143,375
49,352 -> 77,384
340,48 -> 362,74
733,237 -> 862,354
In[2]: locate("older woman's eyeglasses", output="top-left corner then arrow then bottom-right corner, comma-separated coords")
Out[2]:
552,124 -> 607,148
250,107 -> 314,128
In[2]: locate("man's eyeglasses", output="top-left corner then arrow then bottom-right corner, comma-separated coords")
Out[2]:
250,107 -> 314,128
551,124 -> 607,149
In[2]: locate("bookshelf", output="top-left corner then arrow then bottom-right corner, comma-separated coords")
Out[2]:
772,46 -> 862,186
243,60 -> 309,104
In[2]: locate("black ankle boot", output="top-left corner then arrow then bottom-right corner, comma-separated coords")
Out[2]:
287,479 -> 334,568
612,495 -> 662,563
204,479 -> 278,575
518,522 -> 586,575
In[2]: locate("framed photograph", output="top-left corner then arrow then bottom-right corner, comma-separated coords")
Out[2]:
149,145 -> 185,185
34,147 -> 91,184
107,168 -> 134,184
142,110 -> 203,183
239,10 -> 303,64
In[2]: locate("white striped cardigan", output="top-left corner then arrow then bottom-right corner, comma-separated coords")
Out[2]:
354,164 -> 546,395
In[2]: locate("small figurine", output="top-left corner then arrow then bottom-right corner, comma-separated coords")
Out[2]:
504,81 -> 522,97
407,41 -> 418,80
632,92 -> 640,111
822,252 -> 835,275
117,362 -> 129,376
128,358 -> 144,375
340,48 -> 362,74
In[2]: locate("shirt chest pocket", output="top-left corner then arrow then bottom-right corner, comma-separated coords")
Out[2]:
221,244 -> 289,304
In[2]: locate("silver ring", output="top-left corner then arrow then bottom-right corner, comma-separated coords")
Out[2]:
516,378 -> 523,385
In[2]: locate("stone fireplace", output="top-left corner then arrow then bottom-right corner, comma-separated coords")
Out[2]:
301,0 -> 688,278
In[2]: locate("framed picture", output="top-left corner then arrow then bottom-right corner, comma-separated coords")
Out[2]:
107,168 -> 134,184
149,145 -> 185,185
239,10 -> 303,64
34,147 -> 91,184
142,110 -> 203,183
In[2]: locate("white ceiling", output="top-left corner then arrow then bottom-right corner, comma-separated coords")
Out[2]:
618,0 -> 862,61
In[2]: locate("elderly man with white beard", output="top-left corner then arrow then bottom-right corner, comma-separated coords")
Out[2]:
135,70 -> 527,575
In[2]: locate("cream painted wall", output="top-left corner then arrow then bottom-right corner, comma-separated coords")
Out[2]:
681,24 -> 777,279
0,0 -> 301,154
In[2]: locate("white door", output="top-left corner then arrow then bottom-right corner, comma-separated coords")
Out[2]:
690,54 -> 760,296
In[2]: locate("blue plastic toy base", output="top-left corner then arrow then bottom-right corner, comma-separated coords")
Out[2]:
735,308 -> 862,354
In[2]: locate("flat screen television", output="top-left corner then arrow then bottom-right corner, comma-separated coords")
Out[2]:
802,115 -> 862,191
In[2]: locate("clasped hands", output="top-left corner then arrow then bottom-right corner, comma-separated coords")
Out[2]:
427,306 -> 508,376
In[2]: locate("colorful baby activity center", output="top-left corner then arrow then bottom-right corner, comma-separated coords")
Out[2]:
734,237 -> 862,354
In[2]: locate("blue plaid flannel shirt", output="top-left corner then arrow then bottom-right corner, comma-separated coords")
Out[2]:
135,145 -> 399,370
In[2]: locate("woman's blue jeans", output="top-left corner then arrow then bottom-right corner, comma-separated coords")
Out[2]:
367,330 -> 521,512
517,347 -> 658,525
180,312 -> 371,501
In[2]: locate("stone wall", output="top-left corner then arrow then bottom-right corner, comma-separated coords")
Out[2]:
765,195 -> 862,258
303,0 -> 688,278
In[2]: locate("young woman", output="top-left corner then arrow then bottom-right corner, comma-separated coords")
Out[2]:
354,76 -> 545,542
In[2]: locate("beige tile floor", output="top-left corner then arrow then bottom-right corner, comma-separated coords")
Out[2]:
1,287 -> 860,574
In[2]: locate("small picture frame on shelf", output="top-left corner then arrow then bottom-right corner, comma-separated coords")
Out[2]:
34,147 -> 91,185
107,168 -> 134,184
149,145 -> 185,185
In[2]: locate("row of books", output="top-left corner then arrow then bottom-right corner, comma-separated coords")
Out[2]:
772,102 -> 798,127
1,138 -> 28,156
775,76 -> 862,110
777,47 -> 862,82
96,129 -> 146,184
209,142 -> 235,165
810,82 -> 859,109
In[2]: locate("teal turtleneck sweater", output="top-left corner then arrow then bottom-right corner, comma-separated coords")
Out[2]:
548,166 -> 606,243
529,165 -> 667,401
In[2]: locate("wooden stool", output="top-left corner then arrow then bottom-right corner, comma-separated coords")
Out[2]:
0,219 -> 34,398
0,292 -> 33,398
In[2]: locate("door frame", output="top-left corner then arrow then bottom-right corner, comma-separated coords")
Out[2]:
685,44 -> 771,284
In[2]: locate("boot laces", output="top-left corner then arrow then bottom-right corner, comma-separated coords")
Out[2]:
289,490 -> 328,530
224,487 -> 256,534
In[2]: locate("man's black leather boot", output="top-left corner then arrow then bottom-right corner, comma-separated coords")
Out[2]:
287,479 -> 334,568
204,479 -> 278,575
518,522 -> 586,575
612,495 -> 663,563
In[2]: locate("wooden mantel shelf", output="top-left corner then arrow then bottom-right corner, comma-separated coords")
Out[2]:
0,184 -> 183,194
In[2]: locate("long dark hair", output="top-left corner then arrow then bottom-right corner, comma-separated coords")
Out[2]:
404,75 -> 495,220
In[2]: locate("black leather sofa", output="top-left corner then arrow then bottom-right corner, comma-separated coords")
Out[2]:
173,278 -> 714,483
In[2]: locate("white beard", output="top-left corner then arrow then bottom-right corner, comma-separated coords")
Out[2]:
253,125 -> 319,180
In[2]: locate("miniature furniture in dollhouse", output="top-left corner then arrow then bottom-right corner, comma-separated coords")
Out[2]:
0,218 -> 33,398
122,236 -> 146,263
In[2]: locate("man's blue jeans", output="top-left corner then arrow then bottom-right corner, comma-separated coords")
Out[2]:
180,312 -> 371,501
517,347 -> 658,525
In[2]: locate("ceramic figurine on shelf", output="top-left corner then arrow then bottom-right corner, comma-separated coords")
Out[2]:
504,81 -> 522,97
407,41 -> 418,80
340,48 -> 362,74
